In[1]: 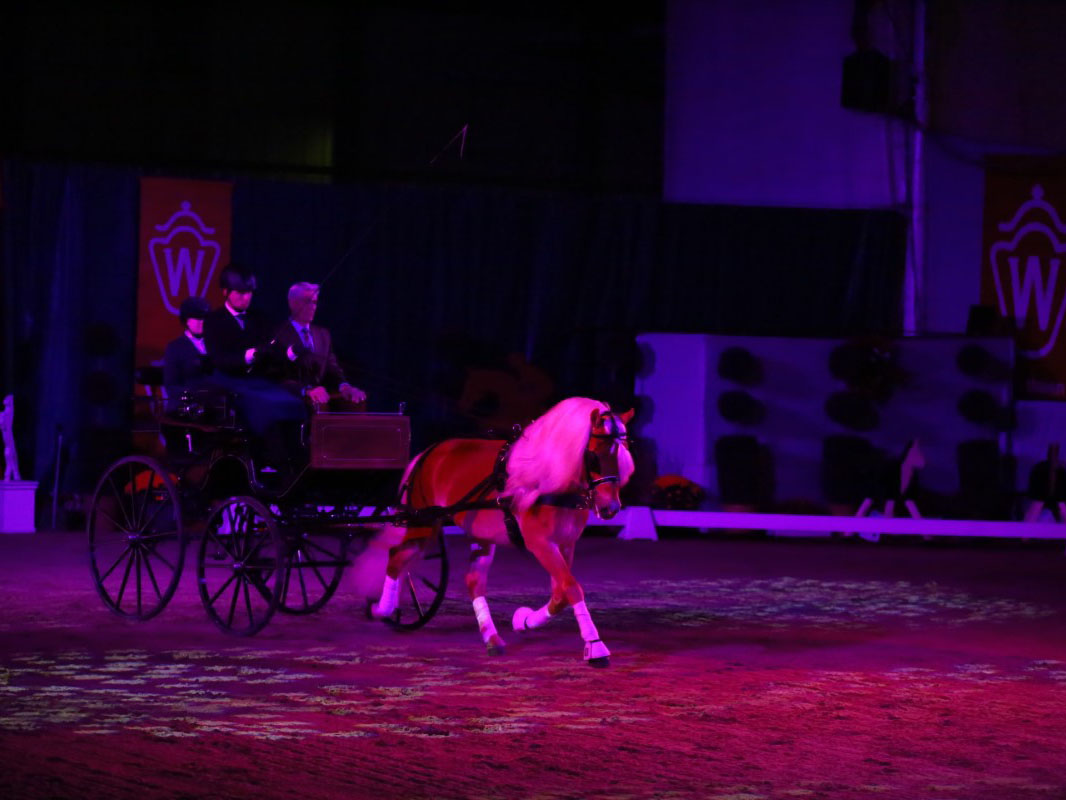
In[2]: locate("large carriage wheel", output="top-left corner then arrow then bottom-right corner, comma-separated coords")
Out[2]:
278,529 -> 348,615
88,456 -> 185,621
197,496 -> 283,636
383,525 -> 449,631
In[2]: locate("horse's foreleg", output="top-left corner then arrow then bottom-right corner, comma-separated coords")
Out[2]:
511,541 -> 573,631
520,539 -> 610,667
467,541 -> 506,655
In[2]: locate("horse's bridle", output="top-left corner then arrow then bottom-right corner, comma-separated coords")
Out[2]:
584,411 -> 628,492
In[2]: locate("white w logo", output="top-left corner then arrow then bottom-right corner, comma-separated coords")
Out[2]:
989,185 -> 1066,359
163,247 -> 207,297
1008,255 -> 1060,331
147,201 -> 221,315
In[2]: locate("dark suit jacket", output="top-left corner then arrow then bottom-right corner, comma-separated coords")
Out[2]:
272,320 -> 350,396
202,307 -> 275,377
163,334 -> 212,409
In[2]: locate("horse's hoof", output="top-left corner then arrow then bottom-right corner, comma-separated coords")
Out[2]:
486,635 -> 507,656
512,606 -> 533,631
588,656 -> 610,668
366,598 -> 399,624
583,639 -> 611,662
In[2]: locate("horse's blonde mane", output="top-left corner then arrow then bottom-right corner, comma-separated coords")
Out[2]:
502,397 -> 633,513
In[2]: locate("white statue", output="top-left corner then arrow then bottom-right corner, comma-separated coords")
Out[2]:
1,394 -> 21,481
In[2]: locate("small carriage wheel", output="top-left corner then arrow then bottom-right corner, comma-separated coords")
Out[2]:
383,525 -> 449,631
197,496 -> 283,636
278,529 -> 348,615
88,455 -> 186,621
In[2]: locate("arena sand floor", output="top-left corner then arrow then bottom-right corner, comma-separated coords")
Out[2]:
1,526 -> 1065,800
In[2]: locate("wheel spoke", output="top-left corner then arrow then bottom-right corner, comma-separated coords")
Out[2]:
138,470 -> 158,530
296,556 -> 310,607
306,559 -> 329,592
205,526 -> 240,562
248,569 -> 277,604
127,464 -> 138,527
233,503 -> 251,535
143,536 -> 178,572
295,546 -> 331,591
226,579 -> 241,627
139,493 -> 169,535
98,544 -> 133,582
405,573 -> 424,618
418,576 -> 440,593
141,546 -> 165,601
135,548 -> 143,616
207,572 -> 238,606
114,547 -> 136,609
243,579 -> 254,627
301,537 -> 343,560
280,563 -> 292,606
131,469 -> 149,533
107,475 -> 135,532
243,529 -> 273,563
138,528 -> 180,542
96,507 -> 128,535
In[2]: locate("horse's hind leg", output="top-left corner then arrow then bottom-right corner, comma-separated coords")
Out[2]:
467,541 -> 506,655
368,524 -> 430,620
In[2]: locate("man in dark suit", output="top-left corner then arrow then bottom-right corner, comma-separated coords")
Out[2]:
273,281 -> 367,409
202,264 -> 274,378
163,296 -> 212,411
202,265 -> 305,475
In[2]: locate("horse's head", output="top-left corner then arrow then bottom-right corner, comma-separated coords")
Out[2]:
585,407 -> 635,520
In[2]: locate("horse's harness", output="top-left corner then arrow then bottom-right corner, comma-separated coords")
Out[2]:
397,411 -> 628,550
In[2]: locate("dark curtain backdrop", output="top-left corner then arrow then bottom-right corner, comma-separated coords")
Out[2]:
2,158 -> 905,494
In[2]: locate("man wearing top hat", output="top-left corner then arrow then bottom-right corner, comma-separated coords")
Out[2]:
202,264 -> 305,476
202,264 -> 275,377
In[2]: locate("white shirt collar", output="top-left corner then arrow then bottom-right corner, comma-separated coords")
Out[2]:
184,330 -> 207,355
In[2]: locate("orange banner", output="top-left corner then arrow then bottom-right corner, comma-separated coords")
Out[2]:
982,158 -> 1066,399
136,177 -> 233,367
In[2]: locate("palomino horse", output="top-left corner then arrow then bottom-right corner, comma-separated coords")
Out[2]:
369,397 -> 634,666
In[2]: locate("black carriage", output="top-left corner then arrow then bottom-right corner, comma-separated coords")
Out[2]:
86,379 -> 448,636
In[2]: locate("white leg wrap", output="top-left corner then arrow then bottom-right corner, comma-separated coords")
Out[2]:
472,596 -> 498,642
371,574 -> 399,617
572,600 -> 601,642
512,603 -> 554,631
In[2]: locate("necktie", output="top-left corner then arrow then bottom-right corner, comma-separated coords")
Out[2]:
301,326 -> 314,352
235,312 -> 246,330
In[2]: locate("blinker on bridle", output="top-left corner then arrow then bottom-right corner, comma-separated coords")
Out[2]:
585,411 -> 628,491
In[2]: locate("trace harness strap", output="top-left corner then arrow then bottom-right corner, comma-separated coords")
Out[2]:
395,431 -> 528,549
